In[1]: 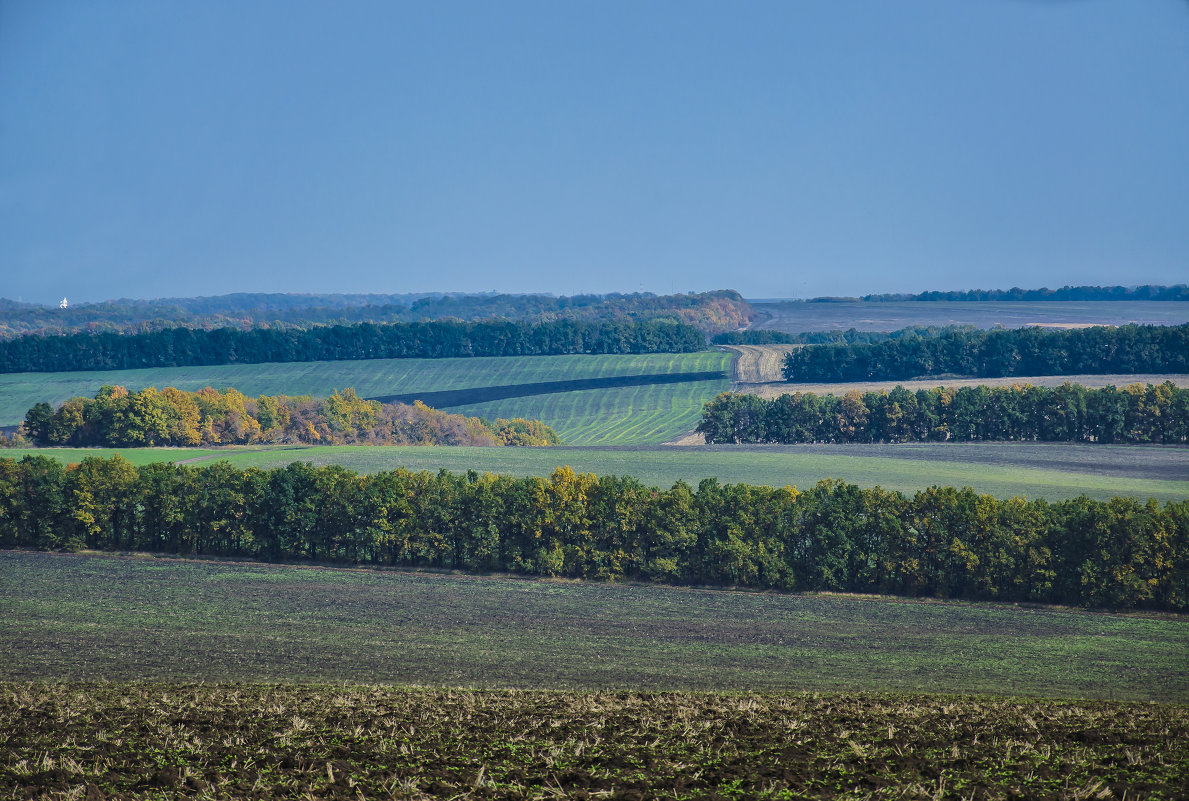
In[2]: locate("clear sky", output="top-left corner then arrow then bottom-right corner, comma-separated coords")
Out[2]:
1,0 -> 1186,304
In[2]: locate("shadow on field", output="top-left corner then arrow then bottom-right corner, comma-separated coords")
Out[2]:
369,370 -> 726,408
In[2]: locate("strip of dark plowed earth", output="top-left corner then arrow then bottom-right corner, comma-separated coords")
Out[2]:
368,370 -> 726,407
3,685 -> 1185,800
622,442 -> 1189,482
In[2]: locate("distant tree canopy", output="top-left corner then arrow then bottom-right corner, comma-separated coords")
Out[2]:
0,290 -> 754,338
698,382 -> 1189,445
805,284 -> 1189,303
0,318 -> 709,374
782,324 -> 1189,383
22,386 -> 560,448
2,456 -> 1185,611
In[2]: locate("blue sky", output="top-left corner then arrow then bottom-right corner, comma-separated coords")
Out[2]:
1,0 -> 1186,304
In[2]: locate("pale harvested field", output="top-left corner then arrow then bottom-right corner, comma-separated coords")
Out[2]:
749,299 -> 1189,333
720,344 -> 800,382
736,373 -> 1189,399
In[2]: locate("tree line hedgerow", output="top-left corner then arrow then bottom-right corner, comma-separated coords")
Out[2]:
808,283 -> 1189,303
1,456 -> 1185,610
0,318 -> 708,374
21,385 -> 560,447
782,323 -> 1189,382
697,382 -> 1189,444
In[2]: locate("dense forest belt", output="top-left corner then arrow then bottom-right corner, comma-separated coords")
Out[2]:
3,685 -> 1185,799
370,370 -> 726,407
3,455 -> 1185,610
0,318 -> 708,373
783,323 -> 1189,382
699,382 -> 1189,445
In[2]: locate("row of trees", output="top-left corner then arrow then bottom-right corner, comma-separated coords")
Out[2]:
1,456 -> 1184,610
698,383 -> 1189,444
0,318 -> 708,374
22,386 -> 560,447
808,284 -> 1189,303
0,290 -> 754,339
783,323 -> 1189,382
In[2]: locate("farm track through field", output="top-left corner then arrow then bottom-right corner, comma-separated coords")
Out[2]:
369,369 -> 725,407
720,344 -> 800,383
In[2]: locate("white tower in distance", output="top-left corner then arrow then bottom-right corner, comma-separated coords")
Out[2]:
59,297 -> 68,309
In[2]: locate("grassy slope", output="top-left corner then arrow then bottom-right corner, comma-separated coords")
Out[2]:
3,551 -> 1186,701
6,443 -> 1188,502
0,351 -> 732,444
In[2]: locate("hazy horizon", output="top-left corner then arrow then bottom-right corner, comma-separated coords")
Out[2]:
3,1 -> 1186,304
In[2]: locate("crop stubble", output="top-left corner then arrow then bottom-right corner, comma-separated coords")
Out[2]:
0,685 -> 1185,799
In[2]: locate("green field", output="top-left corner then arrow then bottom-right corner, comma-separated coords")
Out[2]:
7,442 -> 1188,502
3,551 -> 1185,700
0,351 -> 731,444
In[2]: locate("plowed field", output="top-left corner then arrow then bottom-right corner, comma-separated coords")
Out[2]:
2,685 -> 1184,800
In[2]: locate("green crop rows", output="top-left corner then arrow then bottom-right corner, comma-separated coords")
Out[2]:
0,351 -> 731,444
449,378 -> 728,444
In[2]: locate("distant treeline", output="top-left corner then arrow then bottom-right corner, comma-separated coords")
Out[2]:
22,386 -> 559,447
2,456 -> 1184,610
0,290 -> 754,339
805,285 -> 1189,303
713,325 -> 974,346
0,318 -> 707,374
783,323 -> 1189,382
698,383 -> 1189,445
